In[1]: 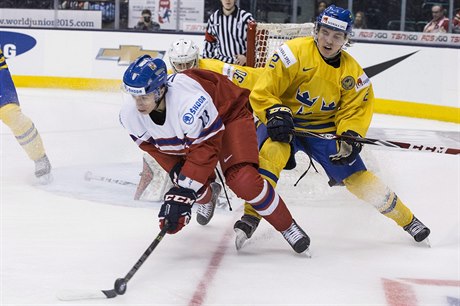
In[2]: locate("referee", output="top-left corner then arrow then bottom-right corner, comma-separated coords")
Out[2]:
203,0 -> 254,65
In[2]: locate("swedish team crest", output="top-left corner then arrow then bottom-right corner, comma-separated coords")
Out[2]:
341,76 -> 355,90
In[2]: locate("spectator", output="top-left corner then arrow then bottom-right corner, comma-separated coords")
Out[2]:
202,0 -> 254,65
353,11 -> 367,29
311,1 -> 328,22
423,4 -> 449,33
134,9 -> 160,31
453,8 -> 460,33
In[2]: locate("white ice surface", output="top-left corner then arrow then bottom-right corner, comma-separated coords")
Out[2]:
1,88 -> 459,306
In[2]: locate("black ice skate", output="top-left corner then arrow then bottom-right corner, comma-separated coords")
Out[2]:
281,220 -> 311,254
196,182 -> 221,225
34,154 -> 53,184
233,214 -> 260,250
403,216 -> 431,244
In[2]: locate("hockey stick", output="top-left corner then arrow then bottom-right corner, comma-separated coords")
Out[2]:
293,130 -> 460,155
57,225 -> 170,301
84,171 -> 137,186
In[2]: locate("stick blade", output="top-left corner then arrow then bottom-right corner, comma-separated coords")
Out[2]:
56,289 -> 116,301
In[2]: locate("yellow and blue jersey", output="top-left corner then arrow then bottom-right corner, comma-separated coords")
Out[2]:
167,58 -> 263,91
250,36 -> 374,137
244,37 -> 417,232
198,58 -> 262,91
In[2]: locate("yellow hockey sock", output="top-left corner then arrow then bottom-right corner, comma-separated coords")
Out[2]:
0,103 -> 46,161
344,170 -> 413,227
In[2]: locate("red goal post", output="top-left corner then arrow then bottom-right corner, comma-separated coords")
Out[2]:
246,21 -> 316,68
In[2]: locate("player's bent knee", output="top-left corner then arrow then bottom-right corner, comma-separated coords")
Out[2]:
225,163 -> 264,200
259,139 -> 291,169
344,170 -> 384,199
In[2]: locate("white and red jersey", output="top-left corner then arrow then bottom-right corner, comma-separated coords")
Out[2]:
120,69 -> 252,191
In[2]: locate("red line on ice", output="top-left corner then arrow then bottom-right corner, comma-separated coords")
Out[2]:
382,278 -> 418,306
188,225 -> 234,306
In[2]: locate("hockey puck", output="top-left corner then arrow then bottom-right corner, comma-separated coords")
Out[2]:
114,278 -> 127,295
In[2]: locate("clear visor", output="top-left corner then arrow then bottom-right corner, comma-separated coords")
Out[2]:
133,90 -> 162,105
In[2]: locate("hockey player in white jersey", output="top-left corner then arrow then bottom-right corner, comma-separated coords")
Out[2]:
120,55 -> 310,254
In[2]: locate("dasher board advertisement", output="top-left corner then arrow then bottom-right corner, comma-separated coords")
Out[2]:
128,0 -> 204,31
0,9 -> 102,29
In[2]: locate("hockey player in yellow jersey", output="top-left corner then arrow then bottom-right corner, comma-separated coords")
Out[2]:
0,49 -> 52,184
168,39 -> 262,90
233,5 -> 431,249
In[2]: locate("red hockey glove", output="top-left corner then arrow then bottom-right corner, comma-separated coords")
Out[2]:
159,187 -> 196,234
329,130 -> 363,165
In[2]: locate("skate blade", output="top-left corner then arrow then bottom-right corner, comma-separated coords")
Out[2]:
421,237 -> 431,248
216,200 -> 228,209
38,173 -> 53,185
234,228 -> 249,250
299,248 -> 312,258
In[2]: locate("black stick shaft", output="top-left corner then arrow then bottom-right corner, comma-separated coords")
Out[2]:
123,226 -> 169,283
56,226 -> 170,301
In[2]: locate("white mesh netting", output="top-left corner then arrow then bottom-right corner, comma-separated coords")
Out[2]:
250,22 -> 315,68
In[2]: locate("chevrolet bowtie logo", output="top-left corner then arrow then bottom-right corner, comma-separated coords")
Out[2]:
96,45 -> 166,65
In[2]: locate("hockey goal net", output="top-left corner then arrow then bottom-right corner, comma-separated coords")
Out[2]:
246,21 -> 325,194
246,21 -> 315,68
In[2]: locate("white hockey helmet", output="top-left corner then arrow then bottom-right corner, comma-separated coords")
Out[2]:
168,39 -> 199,73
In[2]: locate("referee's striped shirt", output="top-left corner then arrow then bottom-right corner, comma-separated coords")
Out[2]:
202,6 -> 254,64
